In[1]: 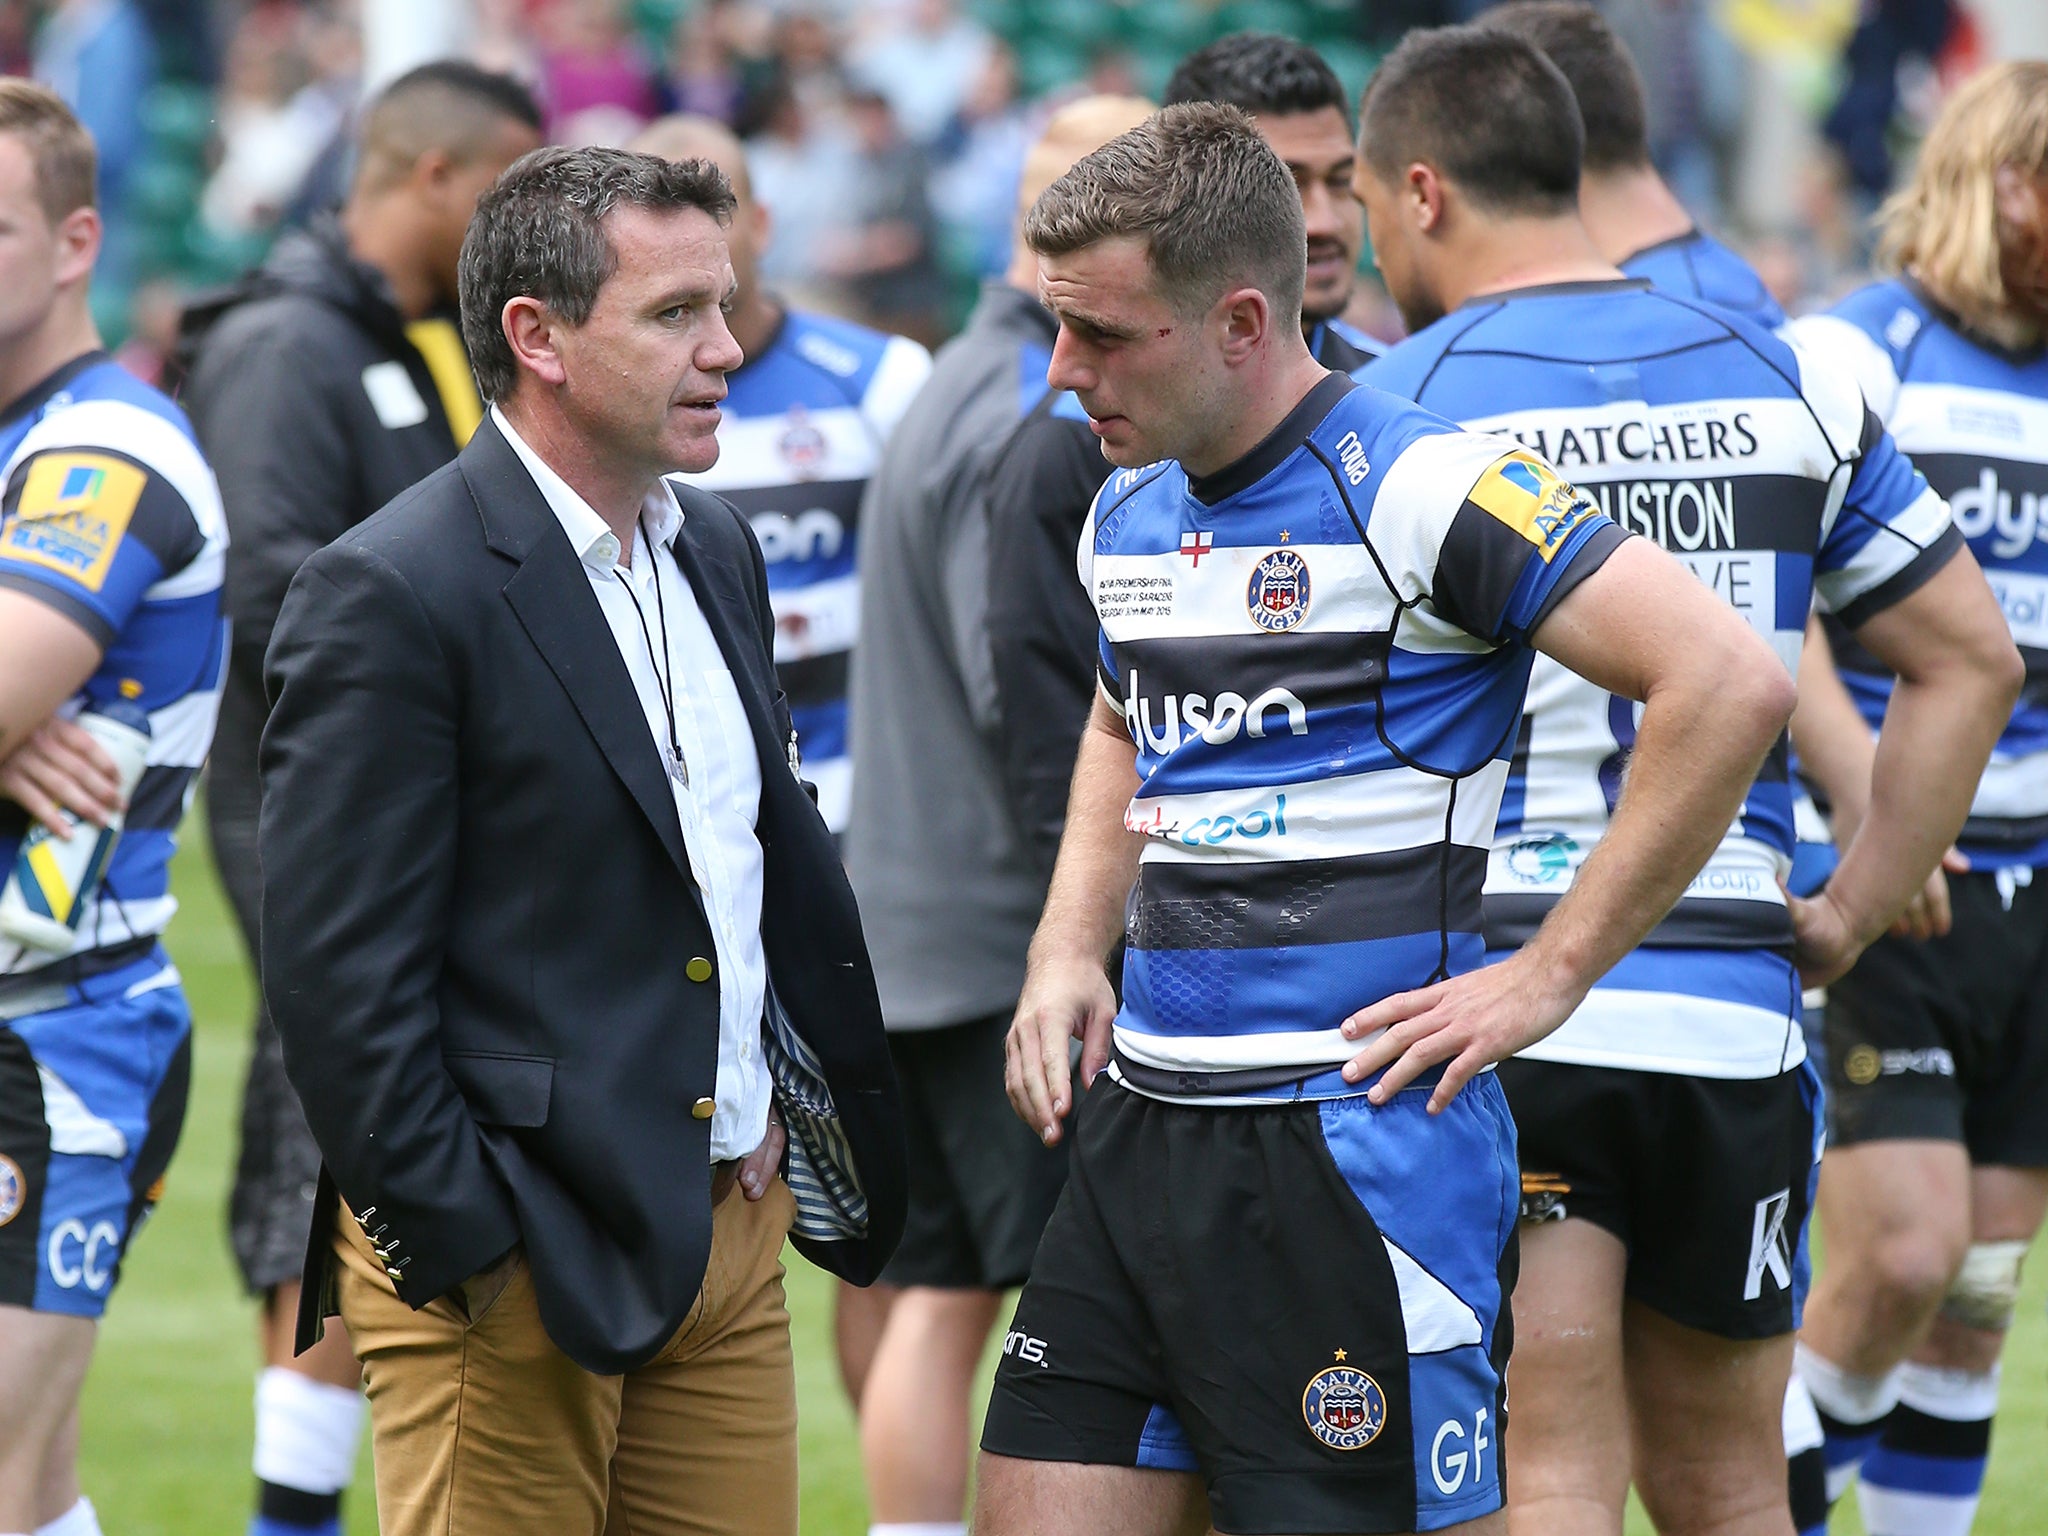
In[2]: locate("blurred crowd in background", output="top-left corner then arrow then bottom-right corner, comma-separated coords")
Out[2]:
3,0 -> 2042,376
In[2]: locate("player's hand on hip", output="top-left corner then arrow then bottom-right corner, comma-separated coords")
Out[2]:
1337,953 -> 1579,1114
0,717 -> 125,837
1891,848 -> 1968,942
1786,885 -> 1868,986
1006,956 -> 1114,1147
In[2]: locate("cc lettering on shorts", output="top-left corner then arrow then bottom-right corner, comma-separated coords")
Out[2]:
1431,1409 -> 1492,1495
47,1218 -> 120,1291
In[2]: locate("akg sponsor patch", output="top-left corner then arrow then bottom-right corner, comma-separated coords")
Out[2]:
1,452 -> 145,592
1466,453 -> 1594,561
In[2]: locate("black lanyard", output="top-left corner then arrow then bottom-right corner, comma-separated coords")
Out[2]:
616,516 -> 689,788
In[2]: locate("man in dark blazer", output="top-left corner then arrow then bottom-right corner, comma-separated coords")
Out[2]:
257,144 -> 905,1536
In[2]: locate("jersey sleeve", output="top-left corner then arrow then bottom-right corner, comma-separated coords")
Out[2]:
1813,404 -> 1961,628
0,443 -> 207,647
1783,313 -> 1903,422
861,334 -> 936,444
1373,429 -> 1629,646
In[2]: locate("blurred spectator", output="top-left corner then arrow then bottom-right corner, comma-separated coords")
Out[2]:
747,69 -> 855,303
1824,0 -> 1961,196
848,0 -> 992,145
929,41 -> 1031,280
830,86 -> 940,342
539,0 -> 659,144
34,0 -> 155,214
200,7 -> 349,239
0,0 -> 34,77
659,0 -> 778,125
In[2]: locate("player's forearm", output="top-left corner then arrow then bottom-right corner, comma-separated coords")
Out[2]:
1789,613 -> 1876,831
1827,654 -> 2017,939
1523,656 -> 1795,998
1026,705 -> 1143,972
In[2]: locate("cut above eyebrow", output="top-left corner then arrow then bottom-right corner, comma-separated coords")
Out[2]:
1054,305 -> 1144,341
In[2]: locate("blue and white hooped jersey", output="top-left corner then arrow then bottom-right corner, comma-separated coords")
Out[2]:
1360,279 -> 1957,1078
0,353 -> 228,978
1085,374 -> 1626,1102
679,309 -> 931,832
1620,229 -> 1786,328
1621,232 -> 1838,895
1791,280 -> 2048,868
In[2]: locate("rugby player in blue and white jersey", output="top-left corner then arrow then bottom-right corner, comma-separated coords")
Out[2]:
1482,1 -> 1785,328
631,116 -> 932,835
976,103 -> 1799,1536
1352,28 -> 2021,1536
1784,64 -> 2048,1536
0,84 -> 227,1536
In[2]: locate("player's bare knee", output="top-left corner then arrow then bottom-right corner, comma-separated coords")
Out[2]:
1863,1224 -> 1969,1316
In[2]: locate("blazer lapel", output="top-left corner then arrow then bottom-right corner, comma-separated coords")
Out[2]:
461,420 -> 696,886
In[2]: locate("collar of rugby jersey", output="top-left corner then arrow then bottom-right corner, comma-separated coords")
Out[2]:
489,402 -> 684,570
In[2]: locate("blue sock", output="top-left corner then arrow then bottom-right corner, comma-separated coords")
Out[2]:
1858,1363 -> 1996,1536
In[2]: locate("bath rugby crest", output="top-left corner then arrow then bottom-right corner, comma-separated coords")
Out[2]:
1303,1362 -> 1388,1450
1247,547 -> 1311,631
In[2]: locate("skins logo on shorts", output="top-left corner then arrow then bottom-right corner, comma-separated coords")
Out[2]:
1844,1045 -> 1882,1086
0,1153 -> 23,1227
1248,548 -> 1311,633
1302,1359 -> 1386,1451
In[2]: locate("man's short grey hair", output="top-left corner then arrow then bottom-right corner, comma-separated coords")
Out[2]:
459,145 -> 737,402
1024,101 -> 1306,322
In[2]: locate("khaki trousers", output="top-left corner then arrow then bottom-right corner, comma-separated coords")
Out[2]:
335,1178 -> 799,1536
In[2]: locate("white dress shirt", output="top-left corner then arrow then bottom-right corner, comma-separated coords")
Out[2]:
495,407 -> 772,1162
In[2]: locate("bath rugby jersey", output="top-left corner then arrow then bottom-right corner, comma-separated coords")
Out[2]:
1620,227 -> 1843,893
1621,229 -> 1785,328
0,353 -> 228,976
1360,279 -> 1956,1078
679,308 -> 930,831
1085,373 -> 1625,1103
1791,280 -> 2048,868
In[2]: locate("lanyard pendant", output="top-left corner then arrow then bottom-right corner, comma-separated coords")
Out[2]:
666,744 -> 690,788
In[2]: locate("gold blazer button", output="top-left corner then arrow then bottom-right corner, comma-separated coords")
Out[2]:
692,1097 -> 715,1119
686,957 -> 713,982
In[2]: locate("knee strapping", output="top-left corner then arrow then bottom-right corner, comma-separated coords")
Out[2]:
1939,1240 -> 2028,1332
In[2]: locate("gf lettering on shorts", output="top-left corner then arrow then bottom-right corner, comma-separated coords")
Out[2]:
0,701 -> 152,952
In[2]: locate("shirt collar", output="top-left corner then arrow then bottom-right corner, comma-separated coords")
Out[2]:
492,404 -> 685,572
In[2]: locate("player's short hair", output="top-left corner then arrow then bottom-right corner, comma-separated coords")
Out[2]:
1359,25 -> 1582,218
459,146 -> 736,402
1025,102 -> 1306,322
1163,33 -> 1349,126
356,60 -> 542,192
0,79 -> 96,222
1481,2 -> 1650,172
1878,60 -> 2048,345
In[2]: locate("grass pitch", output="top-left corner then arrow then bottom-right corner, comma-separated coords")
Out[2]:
74,828 -> 2047,1533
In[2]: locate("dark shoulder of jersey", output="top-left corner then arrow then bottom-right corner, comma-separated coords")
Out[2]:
1310,317 -> 1386,372
1620,229 -> 1785,328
